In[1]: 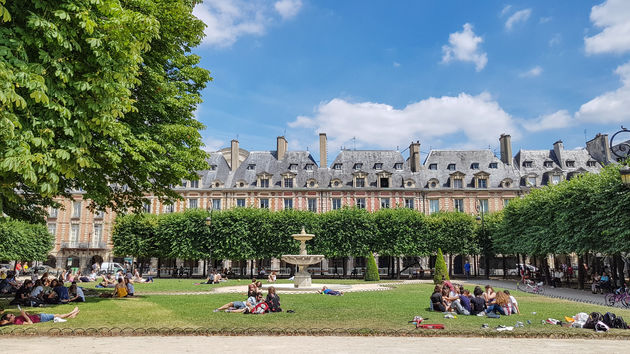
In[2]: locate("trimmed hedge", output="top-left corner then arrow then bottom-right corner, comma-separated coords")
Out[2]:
364,253 -> 380,281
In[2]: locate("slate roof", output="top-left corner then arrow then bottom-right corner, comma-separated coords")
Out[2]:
514,148 -> 600,186
421,150 -> 520,190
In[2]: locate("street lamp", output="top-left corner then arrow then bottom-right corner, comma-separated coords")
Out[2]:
476,200 -> 490,280
610,126 -> 630,186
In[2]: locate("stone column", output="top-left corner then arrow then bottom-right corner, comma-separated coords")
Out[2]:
271,257 -> 281,271
346,257 -> 354,276
320,258 -> 329,275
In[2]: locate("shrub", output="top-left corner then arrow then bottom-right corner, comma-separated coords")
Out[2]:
433,248 -> 449,284
364,253 -> 380,281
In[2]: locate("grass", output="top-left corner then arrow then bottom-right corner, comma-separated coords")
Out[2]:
2,281 -> 630,338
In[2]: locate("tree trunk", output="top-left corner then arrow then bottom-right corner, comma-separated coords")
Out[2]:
543,257 -> 552,286
189,262 -> 193,278
577,254 -> 585,290
611,255 -> 619,287
448,254 -> 453,277
502,255 -> 507,279
615,254 -> 625,288
203,259 -> 207,278
157,258 -> 161,278
474,255 -> 478,277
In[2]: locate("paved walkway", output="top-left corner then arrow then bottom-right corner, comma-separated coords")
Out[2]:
1,336 -> 627,353
472,279 -> 625,308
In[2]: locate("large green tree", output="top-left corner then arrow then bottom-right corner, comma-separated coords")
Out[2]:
0,0 -> 210,220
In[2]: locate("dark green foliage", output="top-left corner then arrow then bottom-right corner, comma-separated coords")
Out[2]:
364,253 -> 380,281
434,248 -> 449,284
0,219 -> 54,261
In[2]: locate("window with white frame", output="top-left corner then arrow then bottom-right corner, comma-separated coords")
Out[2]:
259,178 -> 269,188
355,177 -> 365,187
289,164 -> 298,171
566,160 -> 575,168
355,198 -> 366,209
523,161 -> 533,168
454,199 -> 464,212
188,198 -> 198,209
332,198 -> 342,210
447,164 -> 456,171
551,175 -> 561,185
260,198 -> 269,209
92,224 -> 102,247
489,162 -> 498,169
353,163 -> 362,170
212,199 -> 221,210
72,201 -> 82,218
429,163 -> 437,170
190,180 -> 199,188
503,199 -> 511,207
305,164 -> 314,170
70,224 -> 80,246
429,199 -> 439,214
47,223 -> 56,236
307,198 -> 317,212
164,204 -> 174,213
544,161 -> 553,168
380,198 -> 390,209
143,202 -> 151,213
236,199 -> 246,207
452,178 -> 463,189
477,178 -> 488,188
374,163 -> 383,170
478,199 -> 489,213
284,177 -> 294,188
404,198 -> 414,209
527,176 -> 537,186
394,163 -> 403,170
333,163 -> 342,170
284,198 -> 293,210
49,207 -> 58,218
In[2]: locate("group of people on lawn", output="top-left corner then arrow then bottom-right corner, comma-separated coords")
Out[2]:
2,271 -> 86,307
430,281 -> 520,316
214,279 -> 282,314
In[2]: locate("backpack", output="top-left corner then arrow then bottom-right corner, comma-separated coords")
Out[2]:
613,316 -> 628,329
249,301 -> 269,314
603,312 -> 616,327
584,312 -> 603,329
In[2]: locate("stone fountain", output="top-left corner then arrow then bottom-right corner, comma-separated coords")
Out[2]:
281,227 -> 325,288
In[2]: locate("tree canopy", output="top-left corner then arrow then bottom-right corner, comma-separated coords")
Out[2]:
0,0 -> 210,221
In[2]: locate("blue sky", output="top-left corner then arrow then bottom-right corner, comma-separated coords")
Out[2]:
192,0 -> 630,161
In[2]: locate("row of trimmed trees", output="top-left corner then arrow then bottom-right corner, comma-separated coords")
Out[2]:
112,207 -> 480,277
0,219 -> 54,264
492,162 -> 630,289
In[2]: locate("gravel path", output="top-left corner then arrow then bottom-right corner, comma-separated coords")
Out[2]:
1,336 -> 627,353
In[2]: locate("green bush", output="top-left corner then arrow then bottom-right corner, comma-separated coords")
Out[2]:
433,248 -> 449,284
364,253 -> 380,281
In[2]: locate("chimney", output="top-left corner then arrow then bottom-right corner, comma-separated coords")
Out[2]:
319,133 -> 327,168
409,141 -> 420,172
553,140 -> 564,167
499,134 -> 512,166
586,133 -> 612,164
230,139 -> 240,170
276,136 -> 288,160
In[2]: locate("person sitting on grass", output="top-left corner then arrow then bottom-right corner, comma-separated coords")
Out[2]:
68,283 -> 85,302
444,286 -> 469,315
266,286 -> 282,312
430,285 -> 446,312
133,269 -> 154,283
484,291 -> 511,316
458,287 -> 472,315
53,281 -> 70,304
125,278 -> 134,296
0,306 -> 80,326
204,270 -> 222,284
247,279 -> 260,297
114,278 -> 128,298
0,271 -> 19,294
483,285 -> 496,304
268,271 -> 277,283
470,286 -> 486,316
10,279 -> 33,305
214,292 -> 262,313
319,286 -> 343,296
504,290 -> 520,314
98,274 -> 117,288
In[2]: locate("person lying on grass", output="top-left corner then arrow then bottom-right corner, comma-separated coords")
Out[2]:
214,292 -> 263,313
133,269 -> 154,283
0,306 -> 80,326
318,286 -> 343,296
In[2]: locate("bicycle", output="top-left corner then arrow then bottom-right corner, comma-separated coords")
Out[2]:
517,278 -> 545,294
604,290 -> 630,308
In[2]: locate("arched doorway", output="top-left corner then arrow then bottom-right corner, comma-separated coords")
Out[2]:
44,255 -> 56,268
454,255 -> 463,274
90,255 -> 104,269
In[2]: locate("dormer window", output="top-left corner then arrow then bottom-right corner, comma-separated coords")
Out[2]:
452,178 -> 463,188
259,178 -> 269,188
428,178 -> 439,188
394,163 -> 403,170
189,180 -> 199,188
429,163 -> 437,170
355,178 -> 365,187
489,162 -> 498,169
353,163 -> 363,170
551,174 -> 562,185
333,163 -> 342,170
404,179 -> 415,188
181,180 -> 187,188
474,172 -> 489,189
289,164 -> 298,171
527,176 -> 536,186
282,173 -> 295,188
210,165 -> 217,171
501,178 -> 513,188
377,171 -> 392,188
470,163 -> 479,170
305,163 -> 314,170
307,178 -> 317,188
331,178 -> 342,187
543,161 -> 553,168
587,160 -> 597,167
523,161 -> 533,168
374,163 -> 383,170
566,160 -> 575,168
447,164 -> 456,171
247,164 -> 256,170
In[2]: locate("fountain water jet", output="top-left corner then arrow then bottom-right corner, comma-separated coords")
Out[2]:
281,227 -> 325,288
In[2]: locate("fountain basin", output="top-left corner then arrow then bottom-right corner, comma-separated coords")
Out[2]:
281,254 -> 325,288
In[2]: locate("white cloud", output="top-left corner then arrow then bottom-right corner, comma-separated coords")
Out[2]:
519,66 -> 543,78
576,60 -> 630,123
539,16 -> 552,23
203,136 -> 226,151
524,110 -> 573,132
500,5 -> 512,17
274,0 -> 302,20
585,0 -> 630,54
549,33 -> 561,47
393,61 -> 401,67
288,93 -> 518,150
441,23 -> 488,71
505,9 -> 532,30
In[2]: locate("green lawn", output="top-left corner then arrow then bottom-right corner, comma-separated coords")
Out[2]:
2,281 -> 630,338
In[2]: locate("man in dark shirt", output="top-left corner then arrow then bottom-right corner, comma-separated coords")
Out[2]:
53,284 -> 70,303
470,286 -> 486,315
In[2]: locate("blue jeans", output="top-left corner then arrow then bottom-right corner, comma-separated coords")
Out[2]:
39,313 -> 55,322
485,304 -> 506,315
